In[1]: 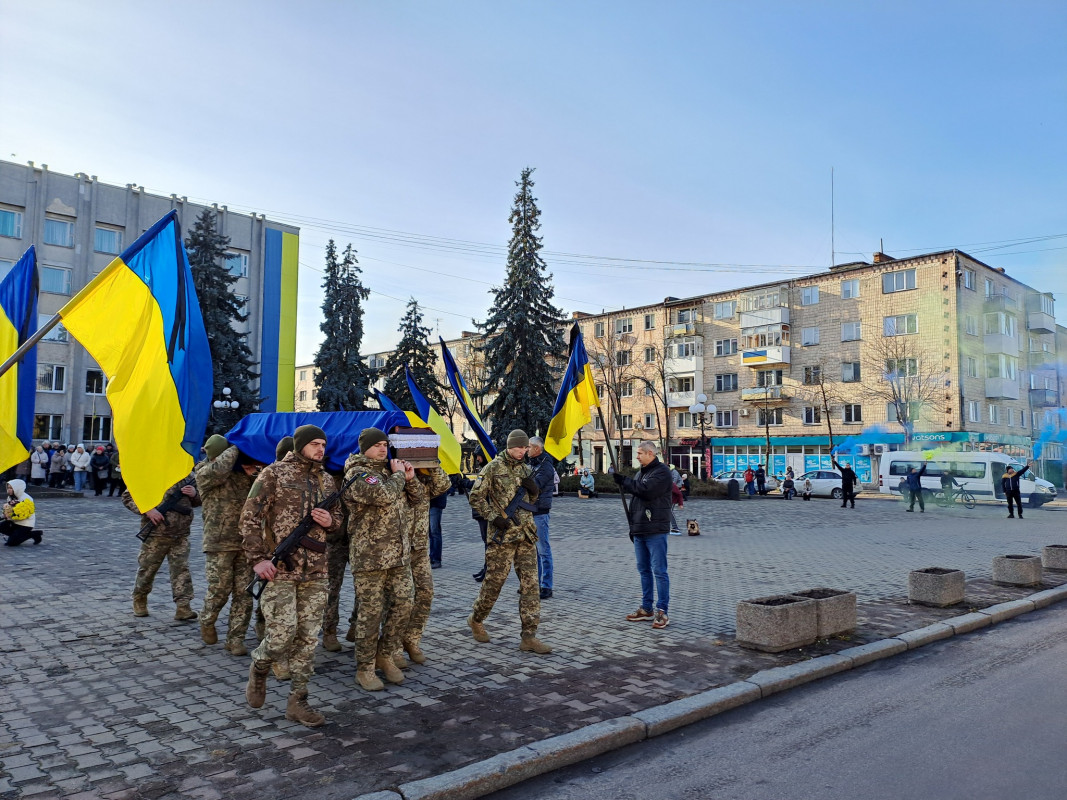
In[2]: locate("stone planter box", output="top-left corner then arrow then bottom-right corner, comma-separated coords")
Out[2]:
992,555 -> 1042,587
1042,545 -> 1067,571
909,567 -> 965,607
736,595 -> 817,653
789,588 -> 857,638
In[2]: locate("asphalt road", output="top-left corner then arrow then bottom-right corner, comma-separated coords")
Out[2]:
489,606 -> 1067,800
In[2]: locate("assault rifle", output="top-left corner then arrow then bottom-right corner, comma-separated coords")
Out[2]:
136,476 -> 196,542
246,470 -> 363,599
489,486 -> 539,545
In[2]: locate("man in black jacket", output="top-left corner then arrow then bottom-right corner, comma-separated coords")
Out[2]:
831,457 -> 858,508
1003,462 -> 1028,519
613,441 -> 672,629
527,437 -> 556,600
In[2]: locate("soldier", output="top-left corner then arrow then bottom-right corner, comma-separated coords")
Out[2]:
397,463 -> 451,666
196,435 -> 259,655
255,435 -> 296,645
342,427 -> 424,692
241,424 -> 341,727
466,430 -> 551,654
125,475 -> 200,620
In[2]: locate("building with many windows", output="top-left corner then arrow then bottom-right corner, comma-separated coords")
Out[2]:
0,160 -> 299,447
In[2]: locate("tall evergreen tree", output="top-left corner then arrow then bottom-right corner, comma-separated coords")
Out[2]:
382,298 -> 445,411
186,209 -> 259,434
314,241 -> 374,411
476,167 -> 567,441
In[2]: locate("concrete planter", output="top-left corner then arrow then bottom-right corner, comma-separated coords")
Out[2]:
736,595 -> 817,653
1042,545 -> 1067,571
992,555 -> 1043,587
789,588 -> 857,638
908,567 -> 965,608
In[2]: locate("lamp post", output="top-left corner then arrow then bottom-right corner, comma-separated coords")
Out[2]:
688,393 -> 716,481
213,386 -> 239,412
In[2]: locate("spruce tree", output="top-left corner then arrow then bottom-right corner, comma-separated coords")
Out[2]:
476,167 -> 567,442
382,298 -> 445,411
314,241 -> 374,411
186,209 -> 259,434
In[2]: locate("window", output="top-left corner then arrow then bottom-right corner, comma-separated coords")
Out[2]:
675,309 -> 693,324
616,350 -> 631,366
676,412 -> 694,428
1007,408 -> 1015,427
803,406 -> 821,425
368,355 -> 386,369
620,414 -> 633,430
1039,295 -> 1055,315
715,373 -> 738,392
803,366 -> 821,385
883,314 -> 917,336
882,269 -> 916,294
0,259 -> 13,280
968,401 -> 980,422
739,289 -> 783,312
885,358 -> 918,379
644,346 -> 656,363
594,321 -> 605,338
643,413 -> 656,429
83,415 -> 112,442
0,207 -> 24,238
594,415 -> 604,431
85,369 -> 107,395
985,278 -> 995,298
644,313 -> 655,330
44,216 -> 75,247
37,364 -> 65,392
962,269 -> 975,290
966,357 -> 978,378
714,338 -> 738,356
800,287 -> 819,305
801,327 -> 820,346
40,266 -> 72,295
714,300 -> 736,319
756,369 -> 783,387
670,376 -> 694,393
34,414 -> 63,440
842,362 -> 861,382
984,312 -> 1017,337
841,322 -> 861,341
841,279 -> 860,299
715,409 -> 738,428
299,370 -> 307,381
234,294 -> 248,313
843,404 -> 862,423
988,404 -> 1000,425
595,383 -> 605,397
615,317 -> 633,334
299,390 -> 307,401
741,324 -> 789,349
965,315 -> 977,335
985,354 -> 1017,381
757,408 -> 783,426
39,314 -> 68,342
94,226 -> 124,254
619,381 -> 633,398
224,252 -> 249,278
311,389 -> 318,400
644,385 -> 654,396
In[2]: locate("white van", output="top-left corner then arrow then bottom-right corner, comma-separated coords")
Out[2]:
877,451 -> 1054,507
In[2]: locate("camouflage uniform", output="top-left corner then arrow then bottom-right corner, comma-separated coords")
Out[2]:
342,453 -> 425,671
125,475 -> 200,605
240,451 -> 341,694
196,445 -> 256,649
323,507 -> 357,638
402,467 -> 452,649
469,453 -> 540,637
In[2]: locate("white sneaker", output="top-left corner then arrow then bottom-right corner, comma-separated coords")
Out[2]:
669,529 -> 682,535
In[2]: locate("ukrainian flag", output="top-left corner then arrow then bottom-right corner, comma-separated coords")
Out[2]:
544,323 -> 600,461
0,247 -> 39,473
58,211 -> 212,510
439,337 -> 497,460
405,365 -> 462,474
373,387 -> 425,428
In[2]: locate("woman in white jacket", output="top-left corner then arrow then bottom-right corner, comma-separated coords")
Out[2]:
30,446 -> 48,485
70,444 -> 91,492
2,479 -> 41,546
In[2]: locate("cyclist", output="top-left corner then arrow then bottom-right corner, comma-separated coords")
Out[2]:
940,470 -> 963,504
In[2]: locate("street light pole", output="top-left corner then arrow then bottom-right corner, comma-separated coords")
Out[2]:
688,393 -> 716,481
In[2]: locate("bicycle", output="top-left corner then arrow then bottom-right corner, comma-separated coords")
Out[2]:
932,488 -> 976,509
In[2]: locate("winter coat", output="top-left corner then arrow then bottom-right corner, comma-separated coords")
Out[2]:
90,452 -> 111,478
905,463 -> 927,491
832,459 -> 856,489
342,453 -> 424,572
743,468 -> 755,484
1002,463 -> 1027,493
70,449 -> 91,472
30,450 -> 47,481
618,457 -> 672,537
4,479 -> 35,528
527,451 -> 556,515
580,473 -> 595,492
50,451 -> 67,474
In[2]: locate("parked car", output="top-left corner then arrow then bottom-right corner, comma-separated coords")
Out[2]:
796,470 -> 857,499
714,470 -> 780,492
878,451 -> 1052,507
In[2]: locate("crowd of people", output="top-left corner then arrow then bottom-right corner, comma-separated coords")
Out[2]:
18,441 -> 124,496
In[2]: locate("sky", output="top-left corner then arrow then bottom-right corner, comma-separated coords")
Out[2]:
2,1 -> 1065,362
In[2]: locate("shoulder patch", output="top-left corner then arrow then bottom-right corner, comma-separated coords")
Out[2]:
365,474 -> 380,485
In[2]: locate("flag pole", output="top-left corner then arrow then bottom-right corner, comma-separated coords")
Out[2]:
0,313 -> 60,378
596,405 -> 631,533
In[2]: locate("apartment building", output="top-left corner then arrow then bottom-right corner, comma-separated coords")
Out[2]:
294,364 -> 318,411
0,160 -> 299,446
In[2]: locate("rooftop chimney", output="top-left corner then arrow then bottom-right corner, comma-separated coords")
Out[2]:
872,252 -> 894,264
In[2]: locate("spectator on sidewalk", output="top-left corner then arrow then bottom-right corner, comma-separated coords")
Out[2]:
781,475 -> 796,500
428,479 -> 447,569
89,446 -> 111,496
743,466 -> 755,496
669,482 -> 684,534
579,469 -> 597,499
801,478 -> 813,500
755,464 -> 767,495
681,472 -> 690,500
70,444 -> 91,492
30,446 -> 48,486
527,437 -> 555,600
49,446 -> 67,488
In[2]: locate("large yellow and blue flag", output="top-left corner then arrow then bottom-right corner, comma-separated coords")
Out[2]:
0,247 -> 39,473
405,365 -> 462,474
544,323 -> 600,460
373,387 -> 420,424
58,211 -> 212,510
439,337 -> 496,461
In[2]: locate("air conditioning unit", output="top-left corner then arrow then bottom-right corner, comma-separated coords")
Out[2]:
872,444 -> 886,455
855,444 -> 870,456
739,408 -> 750,416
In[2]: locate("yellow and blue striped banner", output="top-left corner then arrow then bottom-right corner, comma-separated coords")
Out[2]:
544,323 -> 600,461
439,337 -> 496,461
0,246 -> 39,473
405,365 -> 463,474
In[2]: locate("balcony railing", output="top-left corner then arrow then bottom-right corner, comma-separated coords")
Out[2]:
1027,310 -> 1056,334
985,377 -> 1020,400
1028,349 -> 1055,367
741,346 -> 790,366
666,390 -> 697,408
1029,388 -> 1058,407
983,293 -> 1017,311
740,386 -> 790,403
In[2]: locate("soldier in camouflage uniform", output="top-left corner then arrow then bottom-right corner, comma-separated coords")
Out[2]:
195,435 -> 259,655
241,425 -> 341,727
467,430 -> 551,654
342,427 -> 425,692
124,474 -> 200,620
254,436 -> 296,645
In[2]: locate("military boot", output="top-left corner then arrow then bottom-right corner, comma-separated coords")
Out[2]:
403,639 -> 428,665
285,690 -> 325,728
245,661 -> 269,708
174,602 -> 198,621
322,630 -> 342,652
519,636 -> 553,655
226,638 -> 248,656
467,614 -> 490,643
132,596 -> 149,617
356,668 -> 384,692
345,623 -> 356,642
375,653 -> 404,684
272,659 -> 291,681
200,623 -> 217,645
392,651 -> 410,670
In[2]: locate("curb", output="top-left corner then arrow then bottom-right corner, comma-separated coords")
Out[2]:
353,582 -> 1067,800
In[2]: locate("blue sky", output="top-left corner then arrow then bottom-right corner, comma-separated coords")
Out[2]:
2,1 -> 1064,360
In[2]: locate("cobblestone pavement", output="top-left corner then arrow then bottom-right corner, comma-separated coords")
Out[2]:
2,493 -> 1065,799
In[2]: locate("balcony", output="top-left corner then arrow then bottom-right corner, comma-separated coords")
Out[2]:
665,352 -> 701,373
1028,349 -> 1055,367
1029,388 -> 1058,407
666,390 -> 696,408
983,333 -> 1018,356
665,322 -> 702,338
983,293 -> 1017,311
740,386 -> 790,403
739,307 -> 789,329
741,346 -> 790,366
985,377 -> 1020,400
1027,310 -> 1056,334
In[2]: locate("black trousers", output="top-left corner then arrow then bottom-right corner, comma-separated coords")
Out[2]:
1006,488 -> 1023,516
840,486 -> 856,507
908,488 -> 925,511
1,520 -> 37,546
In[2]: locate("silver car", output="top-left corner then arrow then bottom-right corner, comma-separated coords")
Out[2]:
796,470 -> 857,499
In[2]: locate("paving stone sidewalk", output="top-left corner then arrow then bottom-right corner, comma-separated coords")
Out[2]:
1,494 -> 1065,799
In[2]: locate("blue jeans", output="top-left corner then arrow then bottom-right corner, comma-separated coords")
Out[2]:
633,534 -> 669,614
428,507 -> 443,565
73,471 -> 86,492
534,514 -> 552,590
